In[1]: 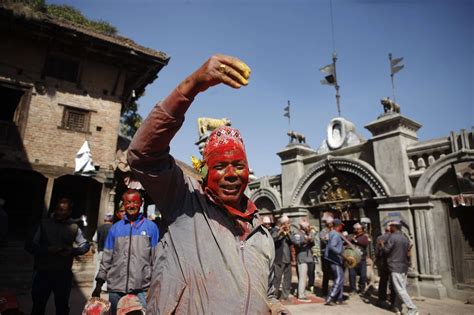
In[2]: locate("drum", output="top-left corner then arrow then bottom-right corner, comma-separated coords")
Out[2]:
343,247 -> 362,269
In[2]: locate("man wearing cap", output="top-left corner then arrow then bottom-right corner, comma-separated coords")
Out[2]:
348,222 -> 369,295
262,216 -> 273,230
92,212 -> 114,291
324,218 -> 346,306
92,189 -> 159,315
291,220 -> 315,302
380,221 -> 418,315
319,215 -> 334,297
128,55 -> 288,314
271,215 -> 293,301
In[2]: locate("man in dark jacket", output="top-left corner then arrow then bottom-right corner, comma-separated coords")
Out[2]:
271,215 -> 293,301
27,198 -> 90,315
291,220 -> 315,302
324,219 -> 345,306
92,189 -> 159,314
376,224 -> 392,307
128,54 -> 289,314
349,222 -> 369,294
381,221 -> 418,315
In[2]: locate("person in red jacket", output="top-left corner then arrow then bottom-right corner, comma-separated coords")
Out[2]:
348,222 -> 370,295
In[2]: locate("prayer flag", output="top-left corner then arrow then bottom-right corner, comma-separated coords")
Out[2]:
390,57 -> 404,66
391,64 -> 404,74
320,63 -> 336,85
390,55 -> 404,75
283,101 -> 290,118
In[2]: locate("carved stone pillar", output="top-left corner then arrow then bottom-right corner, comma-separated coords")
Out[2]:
97,184 -> 111,229
411,196 -> 447,299
277,144 -> 315,207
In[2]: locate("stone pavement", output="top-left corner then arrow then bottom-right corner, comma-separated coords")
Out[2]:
285,293 -> 474,315
15,285 -> 474,314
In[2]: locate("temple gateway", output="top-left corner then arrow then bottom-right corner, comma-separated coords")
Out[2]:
248,105 -> 474,301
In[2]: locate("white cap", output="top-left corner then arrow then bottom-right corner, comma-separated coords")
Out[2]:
300,220 -> 310,228
353,222 -> 363,229
279,215 -> 290,223
325,216 -> 334,224
262,216 -> 272,224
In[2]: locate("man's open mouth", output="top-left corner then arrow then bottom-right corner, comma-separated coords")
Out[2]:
220,184 -> 241,195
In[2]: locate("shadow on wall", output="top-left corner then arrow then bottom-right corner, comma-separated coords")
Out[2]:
0,95 -> 90,314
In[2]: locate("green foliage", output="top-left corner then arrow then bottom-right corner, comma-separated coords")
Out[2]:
120,100 -> 142,139
19,1 -> 117,35
46,4 -> 117,35
24,0 -> 46,11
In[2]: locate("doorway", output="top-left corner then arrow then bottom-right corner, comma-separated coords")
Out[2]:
448,204 -> 474,288
0,84 -> 27,146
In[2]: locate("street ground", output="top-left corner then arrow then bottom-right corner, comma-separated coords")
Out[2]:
14,285 -> 474,315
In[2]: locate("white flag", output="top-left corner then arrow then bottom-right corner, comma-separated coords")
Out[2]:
75,141 -> 96,176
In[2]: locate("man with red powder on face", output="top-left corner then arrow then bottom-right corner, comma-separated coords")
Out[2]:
127,54 -> 289,314
92,189 -> 159,315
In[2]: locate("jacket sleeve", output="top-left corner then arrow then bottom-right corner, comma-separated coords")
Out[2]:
25,223 -> 45,256
355,234 -> 369,247
291,232 -> 303,246
271,228 -> 280,240
382,235 -> 394,255
96,225 -> 116,281
128,89 -> 194,220
150,223 -> 160,267
328,232 -> 343,256
271,228 -> 289,242
72,227 -> 90,256
307,231 -> 315,246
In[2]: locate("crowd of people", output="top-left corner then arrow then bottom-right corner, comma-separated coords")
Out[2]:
264,213 -> 418,315
22,54 -> 417,315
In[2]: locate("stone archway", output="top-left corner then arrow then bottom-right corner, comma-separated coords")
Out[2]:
0,168 -> 47,291
415,150 -> 474,196
291,156 -> 390,207
251,186 -> 282,215
0,168 -> 47,241
51,174 -> 102,239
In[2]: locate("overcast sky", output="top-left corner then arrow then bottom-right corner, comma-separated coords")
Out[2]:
51,0 -> 473,177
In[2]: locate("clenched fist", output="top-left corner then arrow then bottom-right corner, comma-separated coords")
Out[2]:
177,54 -> 251,99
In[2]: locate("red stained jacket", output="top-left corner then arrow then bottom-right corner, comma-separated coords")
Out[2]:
128,89 -> 279,314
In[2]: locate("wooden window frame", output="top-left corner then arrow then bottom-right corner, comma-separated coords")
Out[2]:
60,105 -> 91,133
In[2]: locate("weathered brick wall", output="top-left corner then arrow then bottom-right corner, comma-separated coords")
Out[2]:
0,30 -> 125,172
23,90 -> 121,171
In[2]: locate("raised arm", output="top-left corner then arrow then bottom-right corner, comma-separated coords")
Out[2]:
127,55 -> 250,217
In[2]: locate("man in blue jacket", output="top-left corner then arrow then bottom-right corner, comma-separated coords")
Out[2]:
92,189 -> 159,314
324,218 -> 345,306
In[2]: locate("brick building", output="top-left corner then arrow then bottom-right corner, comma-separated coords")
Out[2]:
0,3 -> 168,288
